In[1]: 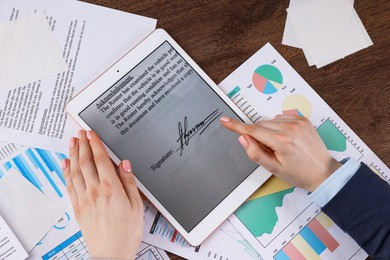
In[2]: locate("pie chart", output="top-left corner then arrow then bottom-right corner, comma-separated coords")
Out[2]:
282,94 -> 312,118
252,65 -> 283,94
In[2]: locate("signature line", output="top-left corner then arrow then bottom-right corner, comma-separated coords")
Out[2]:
199,112 -> 223,135
175,109 -> 223,153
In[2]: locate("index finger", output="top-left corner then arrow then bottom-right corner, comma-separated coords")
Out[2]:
220,116 -> 278,149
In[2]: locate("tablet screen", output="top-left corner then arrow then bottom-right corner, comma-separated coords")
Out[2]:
79,41 -> 257,232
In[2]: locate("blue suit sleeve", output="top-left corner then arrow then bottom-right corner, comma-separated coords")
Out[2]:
322,163 -> 390,258
308,157 -> 360,207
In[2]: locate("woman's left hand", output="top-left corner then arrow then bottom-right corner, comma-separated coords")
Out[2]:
62,130 -> 144,259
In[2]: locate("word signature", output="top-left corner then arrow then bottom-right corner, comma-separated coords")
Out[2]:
176,109 -> 223,156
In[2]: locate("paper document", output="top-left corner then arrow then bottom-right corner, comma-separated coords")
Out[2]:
27,207 -> 169,260
0,169 -> 64,252
0,215 -> 28,260
0,0 -> 156,153
0,145 -> 70,211
0,11 -> 67,92
0,146 -> 169,259
32,199 -> 251,260
0,142 -> 22,161
218,43 -> 389,259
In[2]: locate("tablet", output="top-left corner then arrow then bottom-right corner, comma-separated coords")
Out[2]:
66,29 -> 271,245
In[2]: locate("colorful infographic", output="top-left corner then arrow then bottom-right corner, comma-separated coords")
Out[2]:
218,43 -> 387,259
275,213 -> 340,260
317,120 -> 347,152
282,94 -> 312,118
316,119 -> 363,162
0,147 -> 69,209
252,65 -> 283,94
235,177 -> 294,237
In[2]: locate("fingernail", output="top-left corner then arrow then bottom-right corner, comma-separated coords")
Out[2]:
238,135 -> 249,149
62,159 -> 68,170
220,116 -> 231,122
122,160 -> 132,173
77,130 -> 83,138
69,137 -> 76,149
86,130 -> 92,140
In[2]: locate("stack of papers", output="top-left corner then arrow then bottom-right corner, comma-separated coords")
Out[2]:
0,1 -> 170,260
282,0 -> 373,68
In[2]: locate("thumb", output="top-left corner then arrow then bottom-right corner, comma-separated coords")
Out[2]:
239,134 -> 280,174
118,160 -> 143,210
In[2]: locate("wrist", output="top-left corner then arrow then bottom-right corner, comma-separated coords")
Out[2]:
308,158 -> 361,207
307,157 -> 342,192
89,249 -> 134,260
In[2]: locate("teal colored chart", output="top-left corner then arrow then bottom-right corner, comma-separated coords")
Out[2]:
316,120 -> 347,152
235,188 -> 294,237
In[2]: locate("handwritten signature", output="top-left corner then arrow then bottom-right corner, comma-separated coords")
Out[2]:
176,109 -> 223,156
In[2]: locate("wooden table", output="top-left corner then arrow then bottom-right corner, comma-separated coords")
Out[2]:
85,1 -> 390,259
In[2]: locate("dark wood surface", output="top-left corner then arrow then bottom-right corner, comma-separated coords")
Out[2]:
84,1 -> 389,259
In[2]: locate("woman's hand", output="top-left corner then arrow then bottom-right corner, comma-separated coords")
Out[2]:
62,130 -> 144,259
221,115 -> 341,192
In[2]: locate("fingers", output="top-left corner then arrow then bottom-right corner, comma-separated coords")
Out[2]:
62,159 -> 78,207
118,160 -> 143,210
239,135 -> 281,173
69,137 -> 86,194
220,116 -> 278,148
87,130 -> 121,188
78,130 -> 100,186
274,114 -> 300,120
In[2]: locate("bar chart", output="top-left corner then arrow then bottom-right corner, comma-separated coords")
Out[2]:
149,212 -> 198,249
227,86 -> 261,123
275,213 -> 340,260
0,147 -> 69,209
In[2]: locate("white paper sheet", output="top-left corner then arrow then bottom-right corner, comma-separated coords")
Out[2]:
0,215 -> 28,260
0,169 -> 64,252
27,207 -> 170,260
0,11 -> 66,92
287,0 -> 354,65
217,42 -> 389,259
282,0 -> 310,48
343,9 -> 373,58
0,0 -> 156,153
309,7 -> 373,68
283,0 -> 372,68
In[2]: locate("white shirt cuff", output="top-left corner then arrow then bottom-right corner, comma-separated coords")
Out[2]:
308,157 -> 361,207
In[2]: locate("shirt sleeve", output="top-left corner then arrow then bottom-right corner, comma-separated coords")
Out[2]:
308,157 -> 361,207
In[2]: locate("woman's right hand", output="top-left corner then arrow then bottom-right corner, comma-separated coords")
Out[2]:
221,114 -> 341,192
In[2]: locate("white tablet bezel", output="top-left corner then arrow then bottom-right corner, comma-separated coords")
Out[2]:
66,28 -> 271,246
